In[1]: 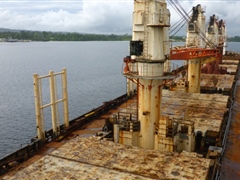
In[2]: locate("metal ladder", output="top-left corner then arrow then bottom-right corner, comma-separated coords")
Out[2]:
143,1 -> 149,58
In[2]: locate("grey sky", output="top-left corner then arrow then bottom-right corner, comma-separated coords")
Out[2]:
0,0 -> 239,36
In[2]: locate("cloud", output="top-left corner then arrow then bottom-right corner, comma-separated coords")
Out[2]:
79,1 -> 133,34
0,0 -> 238,36
0,0 -> 133,34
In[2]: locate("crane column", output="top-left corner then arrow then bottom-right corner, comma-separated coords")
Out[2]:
186,5 -> 206,93
128,0 -> 170,149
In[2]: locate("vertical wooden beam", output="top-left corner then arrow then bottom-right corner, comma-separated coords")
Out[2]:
33,74 -> 45,140
49,71 -> 58,137
188,59 -> 201,93
62,68 -> 69,128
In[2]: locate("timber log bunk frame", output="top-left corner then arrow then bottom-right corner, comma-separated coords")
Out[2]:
0,93 -> 129,176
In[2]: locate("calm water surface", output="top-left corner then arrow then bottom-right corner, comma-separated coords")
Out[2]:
0,41 -> 239,158
0,41 -> 128,158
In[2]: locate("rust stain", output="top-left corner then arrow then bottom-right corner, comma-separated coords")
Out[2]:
146,80 -> 153,91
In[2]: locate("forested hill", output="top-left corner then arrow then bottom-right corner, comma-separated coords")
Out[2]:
227,36 -> 240,42
0,30 -> 239,42
0,31 -> 131,41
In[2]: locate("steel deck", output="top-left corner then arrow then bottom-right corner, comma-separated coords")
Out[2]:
3,137 -> 211,180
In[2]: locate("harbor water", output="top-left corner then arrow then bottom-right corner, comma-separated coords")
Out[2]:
0,41 -> 239,158
0,41 -> 129,158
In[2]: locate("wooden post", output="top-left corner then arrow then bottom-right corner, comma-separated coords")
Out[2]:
49,71 -> 58,137
188,59 -> 201,93
33,74 -> 45,140
62,68 -> 69,128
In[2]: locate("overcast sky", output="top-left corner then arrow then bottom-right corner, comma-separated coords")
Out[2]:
0,0 -> 239,36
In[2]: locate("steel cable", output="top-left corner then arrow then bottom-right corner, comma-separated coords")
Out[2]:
167,0 -> 216,48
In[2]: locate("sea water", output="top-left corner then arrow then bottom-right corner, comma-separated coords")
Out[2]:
0,41 -> 128,158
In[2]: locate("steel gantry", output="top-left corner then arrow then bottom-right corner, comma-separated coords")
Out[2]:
170,4 -> 225,93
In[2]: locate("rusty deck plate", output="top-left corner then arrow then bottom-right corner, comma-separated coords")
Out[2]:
200,74 -> 234,90
219,63 -> 238,73
3,137 -> 211,180
162,90 -> 228,134
117,90 -> 229,135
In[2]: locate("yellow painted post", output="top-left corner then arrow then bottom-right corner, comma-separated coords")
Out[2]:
33,74 -> 45,140
62,68 -> 69,128
188,59 -> 201,93
129,0 -> 170,149
49,71 -> 58,137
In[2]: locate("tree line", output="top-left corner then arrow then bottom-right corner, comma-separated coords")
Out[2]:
227,36 -> 240,42
0,31 -> 132,41
0,30 -> 239,42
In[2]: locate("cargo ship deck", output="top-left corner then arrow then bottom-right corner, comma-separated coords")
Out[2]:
1,58 -> 239,180
1,0 -> 240,179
